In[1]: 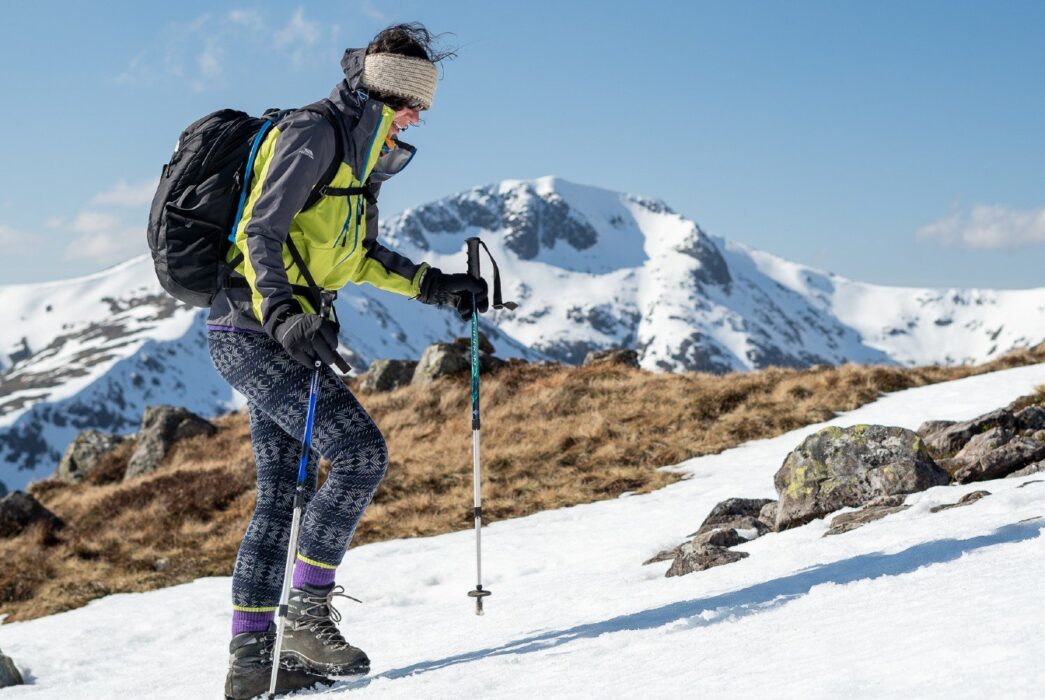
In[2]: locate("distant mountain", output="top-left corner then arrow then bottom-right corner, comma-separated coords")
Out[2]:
2,176 -> 1043,488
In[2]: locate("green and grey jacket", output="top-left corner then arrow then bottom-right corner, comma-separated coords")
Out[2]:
208,48 -> 428,333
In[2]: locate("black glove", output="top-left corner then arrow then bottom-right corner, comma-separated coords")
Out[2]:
265,303 -> 341,368
418,267 -> 489,320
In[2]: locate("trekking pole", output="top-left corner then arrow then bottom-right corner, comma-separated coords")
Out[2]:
464,238 -> 492,616
268,296 -> 330,699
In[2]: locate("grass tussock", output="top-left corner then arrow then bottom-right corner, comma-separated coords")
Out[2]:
5,343 -> 1045,622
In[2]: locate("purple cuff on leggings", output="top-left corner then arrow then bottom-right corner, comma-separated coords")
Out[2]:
293,557 -> 337,588
232,609 -> 274,636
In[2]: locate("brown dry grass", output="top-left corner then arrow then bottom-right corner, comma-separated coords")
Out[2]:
5,343 -> 1045,622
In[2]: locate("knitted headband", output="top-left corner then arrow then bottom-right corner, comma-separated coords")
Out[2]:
362,53 -> 438,110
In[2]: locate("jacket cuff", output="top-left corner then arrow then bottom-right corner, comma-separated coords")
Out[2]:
262,299 -> 304,337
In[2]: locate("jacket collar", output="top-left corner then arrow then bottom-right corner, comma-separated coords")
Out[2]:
329,47 -> 416,181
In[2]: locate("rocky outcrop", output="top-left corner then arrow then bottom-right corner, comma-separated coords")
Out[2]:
124,406 -> 216,481
0,490 -> 64,538
360,359 -> 418,393
582,348 -> 640,369
938,426 -> 1045,483
929,490 -> 991,513
0,649 -> 23,688
1008,460 -> 1045,479
412,335 -> 504,384
774,425 -> 949,531
824,495 -> 909,536
920,408 -> 1016,456
665,543 -> 749,577
646,497 -> 773,576
56,429 -> 126,483
0,480 -> 7,498
687,497 -> 774,540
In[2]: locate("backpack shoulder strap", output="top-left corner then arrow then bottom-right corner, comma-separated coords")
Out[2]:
299,99 -> 344,211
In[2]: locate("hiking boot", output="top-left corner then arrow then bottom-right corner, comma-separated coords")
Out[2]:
225,623 -> 333,700
282,583 -> 371,676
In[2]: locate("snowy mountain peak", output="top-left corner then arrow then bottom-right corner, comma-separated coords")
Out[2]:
2,177 -> 1044,488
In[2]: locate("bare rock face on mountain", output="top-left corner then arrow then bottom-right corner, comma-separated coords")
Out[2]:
124,405 -> 216,481
360,359 -> 418,393
0,490 -> 64,538
774,425 -> 950,530
582,348 -> 640,368
56,429 -> 127,483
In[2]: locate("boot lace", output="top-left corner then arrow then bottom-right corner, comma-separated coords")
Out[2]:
296,585 -> 362,651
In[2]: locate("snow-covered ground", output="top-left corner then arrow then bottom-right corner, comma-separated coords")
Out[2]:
3,365 -> 1045,699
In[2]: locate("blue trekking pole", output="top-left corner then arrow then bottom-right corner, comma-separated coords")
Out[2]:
268,295 -> 330,698
463,237 -> 517,616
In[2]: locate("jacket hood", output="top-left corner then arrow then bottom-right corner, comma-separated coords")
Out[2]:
340,47 -> 367,90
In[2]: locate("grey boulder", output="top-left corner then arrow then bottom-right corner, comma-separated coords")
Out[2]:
665,543 -> 749,577
774,424 -> 949,530
124,405 -> 217,481
921,408 -> 1015,456
56,429 -> 126,483
412,336 -> 504,384
0,648 -> 24,688
582,348 -> 640,369
360,359 -> 418,392
0,490 -> 64,538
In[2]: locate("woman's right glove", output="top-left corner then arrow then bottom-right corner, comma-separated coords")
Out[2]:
417,267 -> 489,320
264,303 -> 341,368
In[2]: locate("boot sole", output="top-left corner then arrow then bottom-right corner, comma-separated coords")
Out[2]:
281,650 -> 370,677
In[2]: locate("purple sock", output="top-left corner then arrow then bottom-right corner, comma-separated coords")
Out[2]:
293,555 -> 337,588
232,609 -> 274,636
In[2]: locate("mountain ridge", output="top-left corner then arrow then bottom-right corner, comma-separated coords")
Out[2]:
1,176 -> 1043,487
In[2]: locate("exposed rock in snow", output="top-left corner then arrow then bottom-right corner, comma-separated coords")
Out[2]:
665,542 -> 749,577
0,648 -> 23,688
929,490 -> 991,513
774,425 -> 950,530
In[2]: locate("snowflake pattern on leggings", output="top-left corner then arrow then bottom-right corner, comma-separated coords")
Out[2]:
208,331 -> 389,609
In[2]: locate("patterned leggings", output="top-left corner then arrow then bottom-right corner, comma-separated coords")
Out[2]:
208,330 -> 388,610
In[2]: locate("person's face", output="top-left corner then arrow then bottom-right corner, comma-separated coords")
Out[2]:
389,106 -> 421,138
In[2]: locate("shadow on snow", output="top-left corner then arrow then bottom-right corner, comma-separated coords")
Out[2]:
321,519 -> 1044,692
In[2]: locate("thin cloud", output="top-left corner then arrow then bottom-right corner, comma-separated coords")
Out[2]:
63,180 -> 155,264
0,224 -> 41,255
917,204 -> 1045,249
360,0 -> 390,22
198,40 -> 223,80
227,9 -> 265,31
91,179 -> 159,208
275,7 -> 321,48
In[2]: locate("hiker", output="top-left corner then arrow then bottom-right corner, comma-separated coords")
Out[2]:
207,24 -> 488,699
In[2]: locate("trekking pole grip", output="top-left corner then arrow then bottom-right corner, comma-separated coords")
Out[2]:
466,237 -> 481,281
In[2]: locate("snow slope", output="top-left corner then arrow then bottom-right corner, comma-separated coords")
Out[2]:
3,364 -> 1045,699
3,175 -> 1044,488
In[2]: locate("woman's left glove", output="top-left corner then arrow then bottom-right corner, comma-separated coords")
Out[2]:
264,302 -> 341,368
418,267 -> 489,320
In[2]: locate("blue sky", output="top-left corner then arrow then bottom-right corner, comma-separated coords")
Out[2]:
0,0 -> 1042,288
